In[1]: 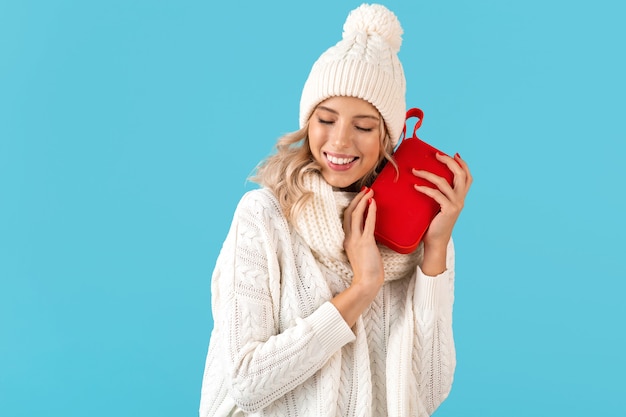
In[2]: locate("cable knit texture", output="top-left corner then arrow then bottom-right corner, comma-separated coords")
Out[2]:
199,180 -> 456,416
299,4 -> 407,145
294,174 -> 422,285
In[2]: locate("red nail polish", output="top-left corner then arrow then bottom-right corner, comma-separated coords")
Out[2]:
361,186 -> 368,192
368,198 -> 373,205
455,152 -> 461,159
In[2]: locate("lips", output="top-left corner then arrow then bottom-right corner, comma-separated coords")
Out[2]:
324,152 -> 358,171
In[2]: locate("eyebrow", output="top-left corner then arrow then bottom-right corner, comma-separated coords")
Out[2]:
316,105 -> 380,121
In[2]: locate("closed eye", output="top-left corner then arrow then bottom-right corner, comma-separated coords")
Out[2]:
356,126 -> 374,132
318,118 -> 334,125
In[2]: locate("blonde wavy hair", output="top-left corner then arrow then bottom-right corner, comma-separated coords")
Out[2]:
251,115 -> 397,222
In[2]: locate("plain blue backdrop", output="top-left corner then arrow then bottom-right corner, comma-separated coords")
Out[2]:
1,0 -> 625,415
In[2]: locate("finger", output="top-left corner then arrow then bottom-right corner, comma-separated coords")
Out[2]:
415,183 -> 466,218
445,152 -> 471,189
436,152 -> 463,172
344,187 -> 369,232
453,153 -> 474,188
412,168 -> 453,189
345,188 -> 372,233
425,152 -> 471,195
435,152 -> 467,190
414,185 -> 464,218
414,184 -> 448,208
412,169 -> 456,201
351,189 -> 373,235
362,197 -> 377,236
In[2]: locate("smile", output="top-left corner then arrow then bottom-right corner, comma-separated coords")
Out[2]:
323,152 -> 359,172
325,152 -> 358,165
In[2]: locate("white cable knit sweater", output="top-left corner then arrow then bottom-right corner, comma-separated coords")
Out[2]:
199,184 -> 456,417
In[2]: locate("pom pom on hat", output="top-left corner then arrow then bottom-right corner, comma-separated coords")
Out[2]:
342,3 -> 403,53
300,3 -> 407,145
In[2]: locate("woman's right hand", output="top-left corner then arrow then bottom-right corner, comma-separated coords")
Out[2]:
343,187 -> 384,288
332,187 -> 384,327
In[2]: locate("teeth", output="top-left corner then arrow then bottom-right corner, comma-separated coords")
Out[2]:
327,154 -> 355,165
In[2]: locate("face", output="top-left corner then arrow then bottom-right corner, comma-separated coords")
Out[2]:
308,96 -> 383,189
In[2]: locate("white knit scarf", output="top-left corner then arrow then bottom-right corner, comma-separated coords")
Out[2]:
293,173 -> 421,417
294,173 -> 422,285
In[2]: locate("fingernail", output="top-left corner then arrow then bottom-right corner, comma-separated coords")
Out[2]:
361,186 -> 369,192
368,198 -> 373,205
455,152 -> 461,159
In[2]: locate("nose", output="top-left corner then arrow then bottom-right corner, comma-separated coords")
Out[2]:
331,122 -> 352,149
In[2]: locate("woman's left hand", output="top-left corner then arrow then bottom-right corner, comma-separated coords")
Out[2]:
412,152 -> 473,250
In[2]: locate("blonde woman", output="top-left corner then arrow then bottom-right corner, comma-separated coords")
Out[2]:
199,4 -> 472,416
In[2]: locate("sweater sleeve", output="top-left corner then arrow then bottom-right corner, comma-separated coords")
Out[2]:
412,238 -> 457,415
200,191 -> 355,415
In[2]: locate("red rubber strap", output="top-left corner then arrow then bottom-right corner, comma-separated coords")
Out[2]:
400,108 -> 424,140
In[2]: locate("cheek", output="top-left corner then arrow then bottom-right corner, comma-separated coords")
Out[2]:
307,126 -> 324,152
363,136 -> 382,158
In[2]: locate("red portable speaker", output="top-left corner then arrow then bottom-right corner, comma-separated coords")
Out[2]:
371,108 -> 455,254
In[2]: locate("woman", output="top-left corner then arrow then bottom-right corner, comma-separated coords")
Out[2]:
199,4 -> 472,416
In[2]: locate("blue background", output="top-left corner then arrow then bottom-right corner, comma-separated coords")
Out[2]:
1,0 -> 625,415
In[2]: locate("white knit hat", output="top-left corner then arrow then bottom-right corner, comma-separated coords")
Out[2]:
299,3 -> 406,146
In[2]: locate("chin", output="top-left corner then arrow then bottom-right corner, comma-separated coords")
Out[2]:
322,174 -> 360,190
